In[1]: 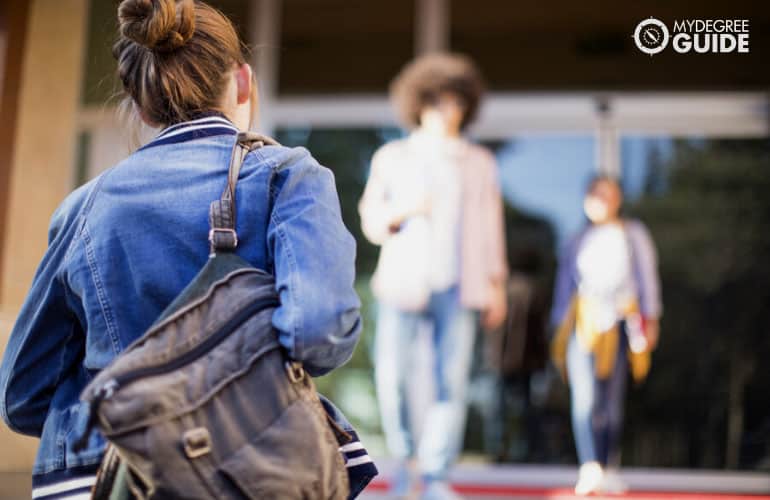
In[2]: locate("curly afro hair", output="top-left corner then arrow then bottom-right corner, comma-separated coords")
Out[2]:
389,53 -> 485,131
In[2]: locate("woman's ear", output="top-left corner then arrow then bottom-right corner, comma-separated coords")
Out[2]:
235,63 -> 253,105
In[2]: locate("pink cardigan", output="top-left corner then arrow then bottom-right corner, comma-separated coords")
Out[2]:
359,135 -> 508,310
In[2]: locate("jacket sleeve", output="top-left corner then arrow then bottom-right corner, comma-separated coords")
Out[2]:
358,147 -> 395,246
550,237 -> 578,330
268,148 -> 362,377
0,201 -> 84,436
629,221 -> 663,319
482,151 -> 508,284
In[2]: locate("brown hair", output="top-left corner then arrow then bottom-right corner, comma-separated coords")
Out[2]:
114,0 -> 249,127
586,174 -> 624,197
389,53 -> 485,131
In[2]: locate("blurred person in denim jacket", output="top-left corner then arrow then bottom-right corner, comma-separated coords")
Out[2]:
551,176 -> 662,496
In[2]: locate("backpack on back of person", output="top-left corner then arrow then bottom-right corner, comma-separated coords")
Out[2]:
75,132 -> 349,499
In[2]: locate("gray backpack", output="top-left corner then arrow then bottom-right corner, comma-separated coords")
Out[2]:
76,132 -> 349,499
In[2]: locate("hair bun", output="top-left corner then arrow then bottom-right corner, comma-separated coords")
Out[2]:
118,0 -> 195,53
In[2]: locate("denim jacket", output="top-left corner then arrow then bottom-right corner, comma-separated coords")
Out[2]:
0,115 -> 367,492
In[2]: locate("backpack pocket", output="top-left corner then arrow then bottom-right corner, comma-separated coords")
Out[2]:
218,397 -> 348,500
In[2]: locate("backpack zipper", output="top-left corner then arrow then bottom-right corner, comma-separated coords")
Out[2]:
73,295 -> 279,452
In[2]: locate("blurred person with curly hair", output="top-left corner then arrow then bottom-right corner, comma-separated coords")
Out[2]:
359,53 -> 508,500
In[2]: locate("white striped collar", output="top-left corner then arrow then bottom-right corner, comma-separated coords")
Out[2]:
156,115 -> 238,140
140,113 -> 239,151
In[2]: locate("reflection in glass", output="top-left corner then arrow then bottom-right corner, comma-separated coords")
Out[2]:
273,129 -> 770,471
489,136 -> 596,245
622,136 -> 770,470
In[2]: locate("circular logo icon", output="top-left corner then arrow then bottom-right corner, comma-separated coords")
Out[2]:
633,17 -> 669,55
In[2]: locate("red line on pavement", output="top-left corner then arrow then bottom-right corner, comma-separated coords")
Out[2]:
366,480 -> 770,499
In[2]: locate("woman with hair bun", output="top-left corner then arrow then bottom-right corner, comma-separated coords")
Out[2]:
0,1 -> 370,497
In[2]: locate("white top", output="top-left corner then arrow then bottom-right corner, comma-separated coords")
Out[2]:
411,131 -> 463,291
576,223 -> 637,330
360,135 -> 508,311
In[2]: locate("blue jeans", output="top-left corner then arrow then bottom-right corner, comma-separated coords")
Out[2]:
566,325 -> 629,467
374,286 -> 476,479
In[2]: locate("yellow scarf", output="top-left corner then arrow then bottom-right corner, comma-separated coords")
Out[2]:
551,295 -> 650,382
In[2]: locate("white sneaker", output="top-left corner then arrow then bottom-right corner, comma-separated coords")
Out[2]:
574,461 -> 604,496
602,468 -> 628,494
422,480 -> 463,500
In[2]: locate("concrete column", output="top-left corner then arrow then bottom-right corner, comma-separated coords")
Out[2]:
0,1 -> 30,295
595,97 -> 620,176
249,0 -> 282,136
0,0 -> 89,472
415,0 -> 449,55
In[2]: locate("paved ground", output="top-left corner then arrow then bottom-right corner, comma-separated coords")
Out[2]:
358,461 -> 770,499
362,495 -> 770,500
2,464 -> 769,500
361,484 -> 770,500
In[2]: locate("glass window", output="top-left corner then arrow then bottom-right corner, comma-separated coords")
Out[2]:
276,129 -> 598,462
489,135 -> 596,246
621,136 -> 770,470
462,136 -> 596,463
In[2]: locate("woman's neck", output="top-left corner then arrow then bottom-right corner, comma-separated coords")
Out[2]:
417,120 -> 461,139
415,126 -> 462,141
594,216 -> 622,226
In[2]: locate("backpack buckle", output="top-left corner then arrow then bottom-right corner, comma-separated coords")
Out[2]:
182,427 -> 212,459
209,228 -> 238,250
285,361 -> 305,383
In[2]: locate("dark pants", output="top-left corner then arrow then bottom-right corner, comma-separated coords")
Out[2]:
566,325 -> 629,466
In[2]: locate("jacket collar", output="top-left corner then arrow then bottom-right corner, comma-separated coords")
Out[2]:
139,112 -> 239,152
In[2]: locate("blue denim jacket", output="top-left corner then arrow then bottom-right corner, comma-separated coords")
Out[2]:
0,115 -> 364,489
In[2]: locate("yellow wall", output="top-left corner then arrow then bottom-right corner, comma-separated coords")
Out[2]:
0,0 -> 88,471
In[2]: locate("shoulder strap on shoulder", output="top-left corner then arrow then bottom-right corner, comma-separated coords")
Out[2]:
209,132 -> 279,254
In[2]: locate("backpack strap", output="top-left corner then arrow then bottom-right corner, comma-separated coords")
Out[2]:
209,131 -> 279,254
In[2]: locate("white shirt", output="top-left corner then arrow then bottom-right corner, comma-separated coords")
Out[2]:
576,223 -> 637,330
410,131 -> 463,291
